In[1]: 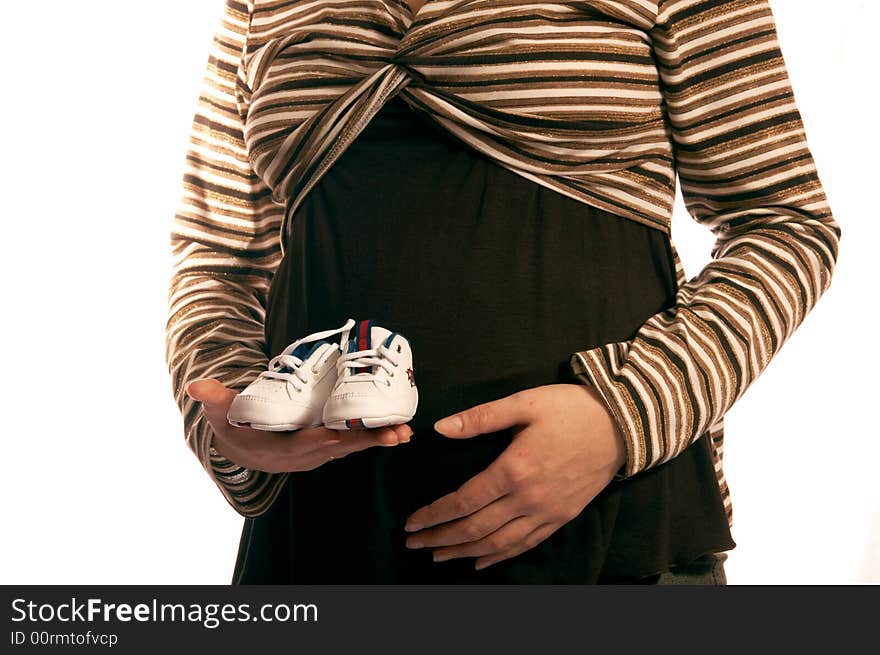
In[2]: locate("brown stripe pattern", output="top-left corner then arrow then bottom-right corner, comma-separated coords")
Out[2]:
166,0 -> 288,516
166,0 -> 841,522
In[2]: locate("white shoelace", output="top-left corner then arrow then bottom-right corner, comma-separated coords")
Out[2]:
260,319 -> 355,393
337,344 -> 401,387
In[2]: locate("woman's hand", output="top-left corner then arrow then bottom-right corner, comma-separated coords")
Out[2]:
186,378 -> 413,474
404,383 -> 626,570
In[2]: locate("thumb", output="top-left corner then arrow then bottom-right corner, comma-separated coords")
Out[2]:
434,392 -> 529,439
186,378 -> 237,409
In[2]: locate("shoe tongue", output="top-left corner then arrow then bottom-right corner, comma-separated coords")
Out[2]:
346,320 -> 392,353
345,320 -> 393,375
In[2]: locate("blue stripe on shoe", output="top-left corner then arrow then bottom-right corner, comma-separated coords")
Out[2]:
291,339 -> 328,361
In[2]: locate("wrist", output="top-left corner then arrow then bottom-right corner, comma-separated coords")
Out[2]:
579,382 -> 628,479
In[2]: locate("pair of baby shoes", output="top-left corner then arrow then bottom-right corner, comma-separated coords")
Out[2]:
227,318 -> 418,431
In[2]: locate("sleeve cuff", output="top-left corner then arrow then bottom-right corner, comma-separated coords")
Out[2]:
569,342 -> 646,479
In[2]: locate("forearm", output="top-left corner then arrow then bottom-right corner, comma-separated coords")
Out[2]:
570,0 -> 842,477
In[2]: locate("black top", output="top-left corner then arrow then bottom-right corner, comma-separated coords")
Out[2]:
233,95 -> 735,584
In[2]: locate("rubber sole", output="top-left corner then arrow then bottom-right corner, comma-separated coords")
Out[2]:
227,419 -> 316,432
323,414 -> 415,431
228,416 -> 414,431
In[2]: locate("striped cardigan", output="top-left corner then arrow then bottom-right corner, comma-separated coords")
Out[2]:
165,0 -> 841,520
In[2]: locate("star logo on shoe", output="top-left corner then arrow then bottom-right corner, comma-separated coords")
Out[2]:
406,368 -> 415,387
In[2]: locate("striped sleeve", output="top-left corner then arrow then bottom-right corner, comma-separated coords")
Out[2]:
164,0 -> 289,517
569,0 -> 842,477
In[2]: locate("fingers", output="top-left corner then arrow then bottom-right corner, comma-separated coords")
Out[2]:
405,495 -> 522,549
474,523 -> 558,571
292,424 -> 413,470
230,422 -> 412,465
426,516 -> 544,562
405,458 -> 509,532
410,518 -> 559,571
433,390 -> 533,439
324,424 -> 413,457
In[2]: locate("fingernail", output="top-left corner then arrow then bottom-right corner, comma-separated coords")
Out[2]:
433,552 -> 450,562
406,539 -> 423,549
405,521 -> 422,532
475,561 -> 490,571
434,415 -> 462,433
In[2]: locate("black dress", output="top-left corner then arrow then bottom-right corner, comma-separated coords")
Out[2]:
232,95 -> 735,584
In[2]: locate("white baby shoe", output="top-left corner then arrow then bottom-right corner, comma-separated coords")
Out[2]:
227,319 -> 355,431
323,319 -> 419,430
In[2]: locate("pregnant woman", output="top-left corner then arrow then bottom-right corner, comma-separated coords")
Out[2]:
167,0 -> 840,583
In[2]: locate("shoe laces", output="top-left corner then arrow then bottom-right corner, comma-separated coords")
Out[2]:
336,343 -> 401,387
261,319 -> 355,393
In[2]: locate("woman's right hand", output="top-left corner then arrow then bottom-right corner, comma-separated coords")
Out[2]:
186,378 -> 412,474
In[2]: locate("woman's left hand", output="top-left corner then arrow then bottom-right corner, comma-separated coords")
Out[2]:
404,383 -> 627,570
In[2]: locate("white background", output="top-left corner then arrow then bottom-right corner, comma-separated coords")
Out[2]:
1,1 -> 876,584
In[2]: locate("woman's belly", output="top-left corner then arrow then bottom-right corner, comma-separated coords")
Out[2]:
261,96 -> 679,553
